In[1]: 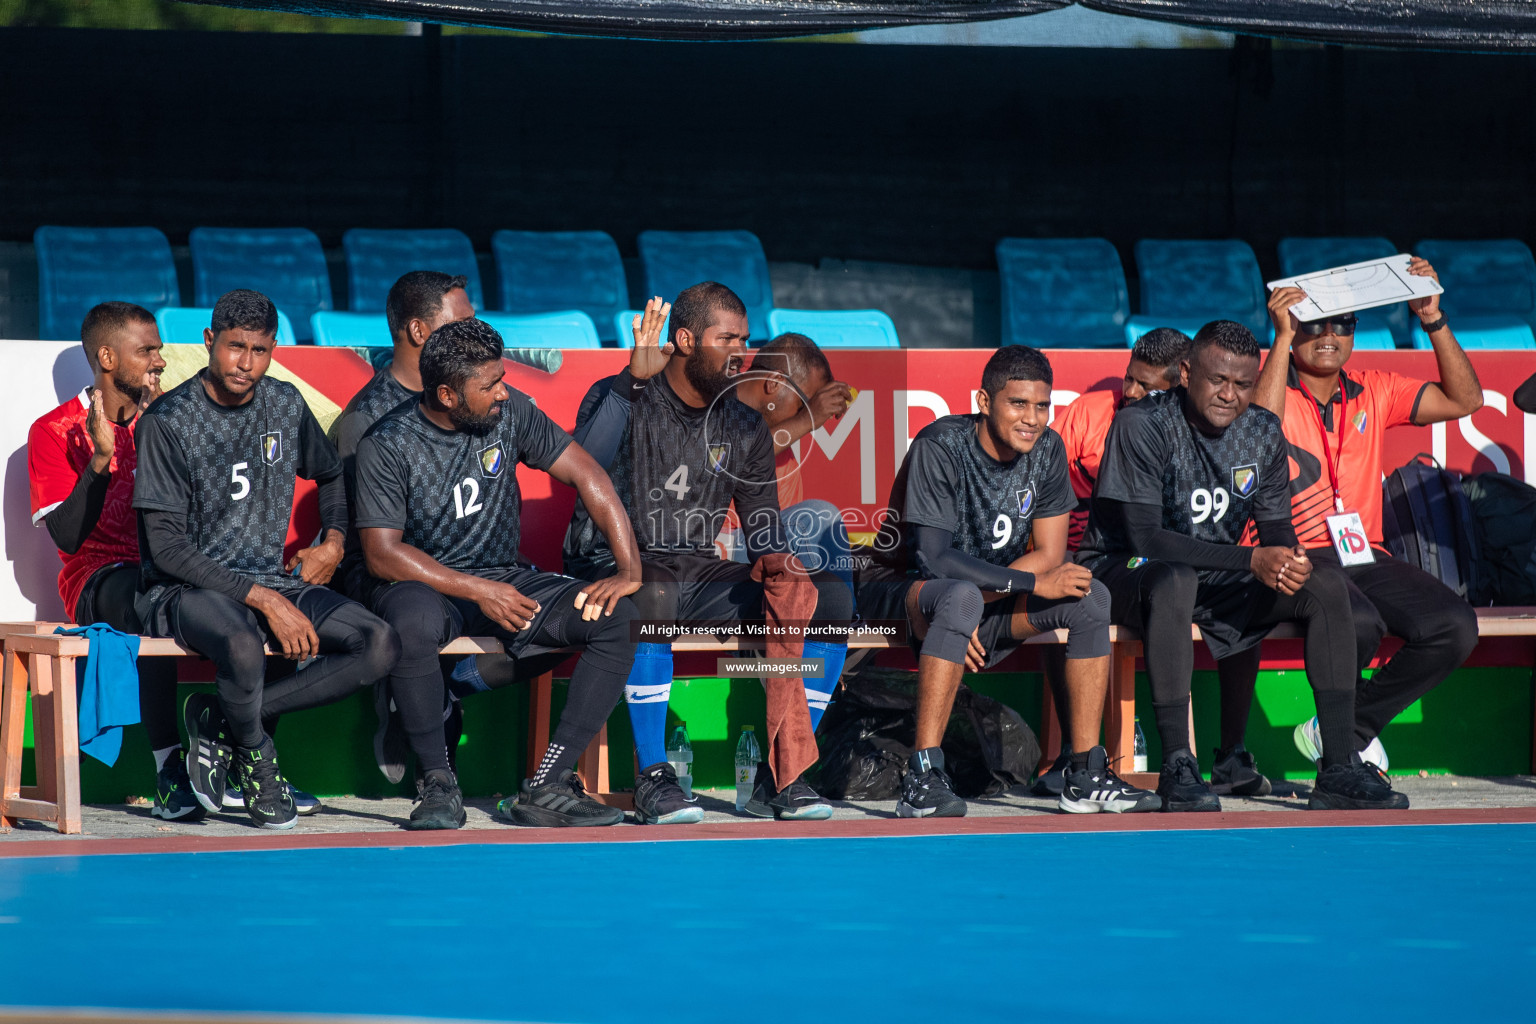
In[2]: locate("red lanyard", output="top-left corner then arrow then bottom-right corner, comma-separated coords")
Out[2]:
1307,385 -> 1347,514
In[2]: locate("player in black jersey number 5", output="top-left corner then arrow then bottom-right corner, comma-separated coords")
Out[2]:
354,317 -> 644,829
133,290 -> 401,831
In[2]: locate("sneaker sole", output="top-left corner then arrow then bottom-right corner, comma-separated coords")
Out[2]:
634,806 -> 706,825
1159,794 -> 1222,812
495,804 -> 624,828
1211,776 -> 1273,797
373,684 -> 407,786
895,800 -> 966,819
293,799 -> 322,816
254,817 -> 299,830
403,811 -> 467,831
740,800 -> 776,819
1307,791 -> 1410,811
775,804 -> 833,821
151,802 -> 205,822
1061,794 -> 1162,814
1292,721 -> 1323,767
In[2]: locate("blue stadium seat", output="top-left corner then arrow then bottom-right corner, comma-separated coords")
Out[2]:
491,231 -> 626,342
480,311 -> 600,349
1129,239 -> 1269,342
156,307 -> 296,347
34,226 -> 180,342
1413,239 -> 1536,349
342,229 -> 483,313
765,308 -> 899,348
612,309 -> 671,350
310,311 -> 391,348
637,230 -> 773,341
994,237 -> 1128,348
190,227 -> 332,343
1277,236 -> 1408,347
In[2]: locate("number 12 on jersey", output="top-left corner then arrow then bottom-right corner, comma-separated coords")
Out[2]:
454,477 -> 484,519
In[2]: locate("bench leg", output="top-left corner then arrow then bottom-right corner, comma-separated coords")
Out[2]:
1039,681 -> 1061,773
0,647 -> 28,830
525,671 -> 553,780
51,655 -> 81,834
1106,640 -> 1139,776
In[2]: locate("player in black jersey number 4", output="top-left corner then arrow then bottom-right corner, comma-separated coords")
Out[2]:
133,291 -> 401,830
354,317 -> 645,829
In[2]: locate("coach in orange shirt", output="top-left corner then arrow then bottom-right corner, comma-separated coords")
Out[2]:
1254,256 -> 1480,772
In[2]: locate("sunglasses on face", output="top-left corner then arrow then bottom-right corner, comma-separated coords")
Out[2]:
1297,317 -> 1357,337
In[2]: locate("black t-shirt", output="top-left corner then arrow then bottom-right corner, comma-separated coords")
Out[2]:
133,373 -> 341,594
880,413 -> 1075,573
563,371 -> 777,576
352,390 -> 572,574
328,365 -> 419,572
1078,387 -> 1290,567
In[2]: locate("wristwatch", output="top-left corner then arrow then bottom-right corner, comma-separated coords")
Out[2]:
1419,312 -> 1448,333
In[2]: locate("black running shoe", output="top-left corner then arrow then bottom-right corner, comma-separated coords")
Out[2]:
494,769 -> 624,827
405,769 -> 467,830
741,762 -> 834,821
373,681 -> 408,785
1157,753 -> 1221,812
633,762 -> 705,825
1211,745 -> 1272,796
234,739 -> 297,830
151,749 -> 206,822
182,693 -> 233,815
1030,748 -> 1073,798
1308,760 -> 1409,810
895,764 -> 967,818
1060,746 -> 1162,814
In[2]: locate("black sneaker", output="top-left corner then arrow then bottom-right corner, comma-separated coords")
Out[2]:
743,763 -> 834,821
895,765 -> 967,819
373,681 -> 408,785
1030,748 -> 1073,798
234,739 -> 297,830
633,762 -> 705,825
494,769 -> 624,827
1059,746 -> 1162,814
1211,745 -> 1272,796
151,749 -> 207,822
1157,753 -> 1221,812
405,769 -> 467,830
225,781 -> 321,815
1309,760 -> 1409,810
182,693 -> 233,815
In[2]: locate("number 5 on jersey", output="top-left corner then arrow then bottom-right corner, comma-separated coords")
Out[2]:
231,462 -> 250,500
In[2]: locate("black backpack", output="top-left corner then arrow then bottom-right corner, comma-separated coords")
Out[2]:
1380,454 -> 1480,601
1462,472 -> 1536,605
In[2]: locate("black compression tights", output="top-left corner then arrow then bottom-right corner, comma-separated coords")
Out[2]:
172,589 -> 399,749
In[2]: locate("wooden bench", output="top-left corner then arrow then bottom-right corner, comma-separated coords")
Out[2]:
4,611 -> 1532,833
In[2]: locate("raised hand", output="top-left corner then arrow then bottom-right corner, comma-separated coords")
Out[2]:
628,296 -> 674,381
807,380 -> 854,429
1406,256 -> 1442,320
1267,285 -> 1309,338
85,388 -> 115,473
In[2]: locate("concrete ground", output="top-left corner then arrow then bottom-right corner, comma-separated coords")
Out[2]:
5,774 -> 1536,842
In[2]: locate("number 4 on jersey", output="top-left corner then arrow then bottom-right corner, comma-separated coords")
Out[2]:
664,464 -> 690,500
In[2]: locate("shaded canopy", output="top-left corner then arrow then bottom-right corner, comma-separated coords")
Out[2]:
181,0 -> 1536,50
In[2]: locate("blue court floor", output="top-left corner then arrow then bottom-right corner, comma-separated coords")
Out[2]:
2,823 -> 1533,1023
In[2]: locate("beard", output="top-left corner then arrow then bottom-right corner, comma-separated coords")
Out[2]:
684,347 -> 735,403
110,368 -> 146,404
450,400 -> 503,437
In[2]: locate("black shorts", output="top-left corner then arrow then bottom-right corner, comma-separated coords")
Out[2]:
370,565 -> 589,663
137,580 -> 359,650
1092,557 -> 1269,659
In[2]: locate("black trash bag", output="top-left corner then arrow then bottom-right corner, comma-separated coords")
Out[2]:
813,669 -> 1040,800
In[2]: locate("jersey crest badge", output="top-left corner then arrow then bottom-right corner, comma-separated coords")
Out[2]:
1231,463 -> 1258,497
1015,488 -> 1034,517
708,443 -> 730,473
1352,410 -> 1367,434
479,443 -> 505,479
261,431 -> 282,465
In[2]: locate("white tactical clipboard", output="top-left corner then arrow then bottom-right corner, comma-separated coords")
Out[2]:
1267,253 -> 1443,321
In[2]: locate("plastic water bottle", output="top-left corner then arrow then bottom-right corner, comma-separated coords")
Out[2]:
667,723 -> 695,801
1133,717 -> 1148,773
734,725 -> 762,811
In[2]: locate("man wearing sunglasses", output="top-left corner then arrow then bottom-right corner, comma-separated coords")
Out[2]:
1255,255 -> 1481,776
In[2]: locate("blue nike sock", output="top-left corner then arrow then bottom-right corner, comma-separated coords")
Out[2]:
625,643 -> 674,769
802,641 -> 847,732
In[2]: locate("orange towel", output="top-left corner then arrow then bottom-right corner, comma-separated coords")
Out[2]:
751,552 -> 820,789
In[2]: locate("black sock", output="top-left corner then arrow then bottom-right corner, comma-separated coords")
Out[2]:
391,669 -> 451,775
909,746 -> 945,773
1068,751 -> 1090,770
1314,690 -> 1357,769
1152,699 -> 1190,756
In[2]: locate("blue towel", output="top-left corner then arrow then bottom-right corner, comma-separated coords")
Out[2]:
55,624 -> 141,767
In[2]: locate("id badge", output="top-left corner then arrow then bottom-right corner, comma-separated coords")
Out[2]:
1326,510 -> 1376,567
